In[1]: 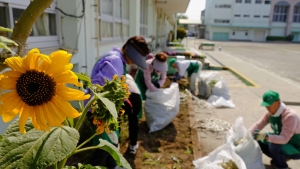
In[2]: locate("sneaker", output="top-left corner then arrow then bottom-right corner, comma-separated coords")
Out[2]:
129,143 -> 139,154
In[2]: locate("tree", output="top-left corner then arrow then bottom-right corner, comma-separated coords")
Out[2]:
0,0 -> 54,72
177,14 -> 188,30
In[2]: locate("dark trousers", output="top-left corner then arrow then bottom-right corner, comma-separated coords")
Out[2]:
90,93 -> 141,168
258,141 -> 300,169
120,92 -> 141,146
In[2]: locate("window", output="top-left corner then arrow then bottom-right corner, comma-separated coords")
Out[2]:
232,32 -> 235,35
294,4 -> 300,22
234,14 -> 241,17
273,5 -> 289,22
243,15 -> 250,17
140,0 -> 148,36
263,15 -> 269,18
245,32 -> 248,36
254,15 -> 260,18
98,0 -> 130,40
255,0 -> 261,4
245,0 -> 251,4
265,0 -> 271,4
13,8 -> 57,36
236,0 -> 242,3
0,5 -> 8,37
214,19 -> 230,23
0,1 -> 59,48
215,4 -> 231,8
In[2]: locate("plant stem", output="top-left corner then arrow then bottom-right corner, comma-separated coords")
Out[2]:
64,119 -> 69,126
74,96 -> 95,130
53,163 -> 58,169
57,157 -> 68,169
73,146 -> 99,155
76,133 -> 97,150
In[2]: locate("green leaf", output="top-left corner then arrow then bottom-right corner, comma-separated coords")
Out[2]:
67,118 -> 74,128
98,139 -> 131,169
91,90 -> 118,122
0,135 -> 2,142
64,163 -> 106,169
0,36 -> 18,46
0,119 -> 80,169
74,72 -> 92,86
0,41 -> 13,53
0,26 -> 13,32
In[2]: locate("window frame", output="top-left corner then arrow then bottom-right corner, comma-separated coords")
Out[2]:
97,0 -> 130,41
255,0 -> 261,4
294,6 -> 300,23
1,1 -> 60,49
140,0 -> 148,36
245,0 -> 251,4
214,19 -> 230,23
273,5 -> 289,22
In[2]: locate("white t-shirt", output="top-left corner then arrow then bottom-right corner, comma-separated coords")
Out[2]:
177,60 -> 191,76
125,74 -> 140,94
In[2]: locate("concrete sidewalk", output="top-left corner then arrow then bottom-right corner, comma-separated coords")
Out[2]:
183,40 -> 300,168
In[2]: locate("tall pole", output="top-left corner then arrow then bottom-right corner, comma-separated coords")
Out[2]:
174,14 -> 177,40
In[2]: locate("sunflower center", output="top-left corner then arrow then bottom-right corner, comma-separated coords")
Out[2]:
16,70 -> 56,106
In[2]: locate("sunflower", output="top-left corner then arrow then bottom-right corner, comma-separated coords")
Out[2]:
0,48 -> 90,133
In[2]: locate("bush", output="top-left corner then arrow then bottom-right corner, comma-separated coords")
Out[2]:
286,34 -> 294,41
177,27 -> 187,40
266,34 -> 294,41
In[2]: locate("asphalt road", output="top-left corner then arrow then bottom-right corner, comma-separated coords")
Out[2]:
197,40 -> 300,83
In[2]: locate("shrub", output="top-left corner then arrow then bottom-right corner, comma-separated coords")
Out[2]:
177,27 -> 187,40
266,34 -> 294,41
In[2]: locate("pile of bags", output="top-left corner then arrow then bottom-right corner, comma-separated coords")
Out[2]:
193,117 -> 265,169
198,72 -> 235,108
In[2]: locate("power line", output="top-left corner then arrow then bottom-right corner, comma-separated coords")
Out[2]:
56,0 -> 85,18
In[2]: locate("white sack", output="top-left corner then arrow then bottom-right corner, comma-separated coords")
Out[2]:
144,83 -> 180,133
207,95 -> 235,108
212,78 -> 230,100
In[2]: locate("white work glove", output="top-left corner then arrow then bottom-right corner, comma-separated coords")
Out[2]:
253,129 -> 267,141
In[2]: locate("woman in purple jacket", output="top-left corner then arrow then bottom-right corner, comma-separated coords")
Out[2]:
88,36 -> 150,169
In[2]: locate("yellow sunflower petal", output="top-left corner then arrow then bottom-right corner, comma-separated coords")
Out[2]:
5,56 -> 25,73
47,99 -> 69,123
44,51 -> 72,75
1,97 -> 23,123
39,104 -> 56,126
2,109 -> 19,123
54,71 -> 81,87
0,77 -> 17,90
30,108 -> 40,130
52,96 -> 81,118
56,85 -> 90,101
19,105 -> 30,134
23,48 -> 40,70
1,70 -> 21,78
36,106 -> 50,131
0,90 -> 19,107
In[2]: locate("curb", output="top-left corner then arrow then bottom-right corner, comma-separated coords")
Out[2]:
223,67 -> 260,88
187,97 -> 202,160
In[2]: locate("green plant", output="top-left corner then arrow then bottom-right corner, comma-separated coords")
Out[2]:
177,27 -> 187,40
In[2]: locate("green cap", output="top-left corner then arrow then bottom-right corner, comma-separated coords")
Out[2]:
169,58 -> 177,67
261,90 -> 280,106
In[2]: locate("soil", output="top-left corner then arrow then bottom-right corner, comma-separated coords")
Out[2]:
119,99 -> 195,169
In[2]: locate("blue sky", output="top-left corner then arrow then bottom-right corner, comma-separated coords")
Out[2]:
184,0 -> 206,20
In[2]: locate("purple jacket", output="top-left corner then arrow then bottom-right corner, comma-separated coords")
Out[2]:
91,47 -> 126,85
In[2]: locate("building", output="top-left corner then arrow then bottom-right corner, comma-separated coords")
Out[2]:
0,0 -> 190,133
204,0 -> 300,42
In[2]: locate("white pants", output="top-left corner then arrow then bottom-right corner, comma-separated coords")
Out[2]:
189,61 -> 203,94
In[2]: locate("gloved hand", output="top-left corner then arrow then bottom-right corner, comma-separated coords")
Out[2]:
253,129 -> 267,141
153,82 -> 160,88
